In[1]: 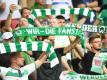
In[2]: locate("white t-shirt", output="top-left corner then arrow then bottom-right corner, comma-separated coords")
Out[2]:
0,63 -> 36,80
46,0 -> 73,19
0,0 -> 21,20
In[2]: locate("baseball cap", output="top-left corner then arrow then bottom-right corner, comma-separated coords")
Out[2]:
2,32 -> 13,40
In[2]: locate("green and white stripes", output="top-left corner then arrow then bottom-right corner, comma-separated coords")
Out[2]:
28,8 -> 95,25
0,41 -> 59,67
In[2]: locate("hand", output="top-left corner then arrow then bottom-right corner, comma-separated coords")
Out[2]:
76,24 -> 81,29
62,70 -> 74,75
10,4 -> 17,13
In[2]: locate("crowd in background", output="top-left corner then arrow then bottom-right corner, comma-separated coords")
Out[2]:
0,0 -> 107,80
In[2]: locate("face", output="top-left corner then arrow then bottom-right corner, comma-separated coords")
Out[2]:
57,19 -> 65,26
91,38 -> 102,50
19,18 -> 29,27
22,9 -> 31,18
15,54 -> 24,67
49,19 -> 58,27
48,36 -> 55,45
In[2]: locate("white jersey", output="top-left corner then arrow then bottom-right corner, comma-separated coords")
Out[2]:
46,0 -> 73,19
46,0 -> 72,9
0,63 -> 36,80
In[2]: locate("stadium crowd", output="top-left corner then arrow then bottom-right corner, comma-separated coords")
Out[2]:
0,0 -> 107,80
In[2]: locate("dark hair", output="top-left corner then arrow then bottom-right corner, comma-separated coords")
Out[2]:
0,54 -> 11,67
56,15 -> 65,20
20,7 -> 30,16
89,34 -> 101,43
0,21 -> 5,28
10,52 -> 21,60
36,36 -> 49,41
100,4 -> 107,12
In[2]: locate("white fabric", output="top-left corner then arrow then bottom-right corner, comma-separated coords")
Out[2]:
46,0 -> 72,8
0,63 -> 36,80
46,0 -> 73,19
2,32 -> 13,40
0,0 -> 21,20
0,0 -> 5,3
54,36 -> 70,48
66,52 -> 71,60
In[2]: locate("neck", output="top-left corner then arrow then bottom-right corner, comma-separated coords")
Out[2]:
11,64 -> 20,70
92,48 -> 100,55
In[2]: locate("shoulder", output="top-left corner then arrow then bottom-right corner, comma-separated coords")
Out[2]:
84,51 -> 95,58
0,67 -> 9,75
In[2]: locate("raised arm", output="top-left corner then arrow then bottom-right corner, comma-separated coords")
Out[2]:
35,52 -> 47,68
3,4 -> 17,32
64,36 -> 80,54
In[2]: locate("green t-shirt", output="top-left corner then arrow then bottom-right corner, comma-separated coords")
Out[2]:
103,0 -> 107,5
98,10 -> 107,26
98,0 -> 107,26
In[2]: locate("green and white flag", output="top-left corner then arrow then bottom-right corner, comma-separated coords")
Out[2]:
0,41 -> 59,68
59,71 -> 107,80
28,8 -> 95,25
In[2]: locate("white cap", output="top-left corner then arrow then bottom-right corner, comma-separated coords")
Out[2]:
2,32 -> 13,40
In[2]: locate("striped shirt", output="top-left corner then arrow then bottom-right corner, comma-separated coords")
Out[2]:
0,63 -> 36,80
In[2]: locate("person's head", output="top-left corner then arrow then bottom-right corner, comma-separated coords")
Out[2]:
48,36 -> 55,45
0,20 -> 5,28
10,52 -> 24,67
19,18 -> 29,27
0,21 -> 12,33
48,18 -> 58,27
2,32 -> 13,42
0,21 -> 5,32
21,7 -> 31,18
89,34 -> 102,51
56,15 -> 65,26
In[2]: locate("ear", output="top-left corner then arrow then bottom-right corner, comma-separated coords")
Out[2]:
90,43 -> 93,48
